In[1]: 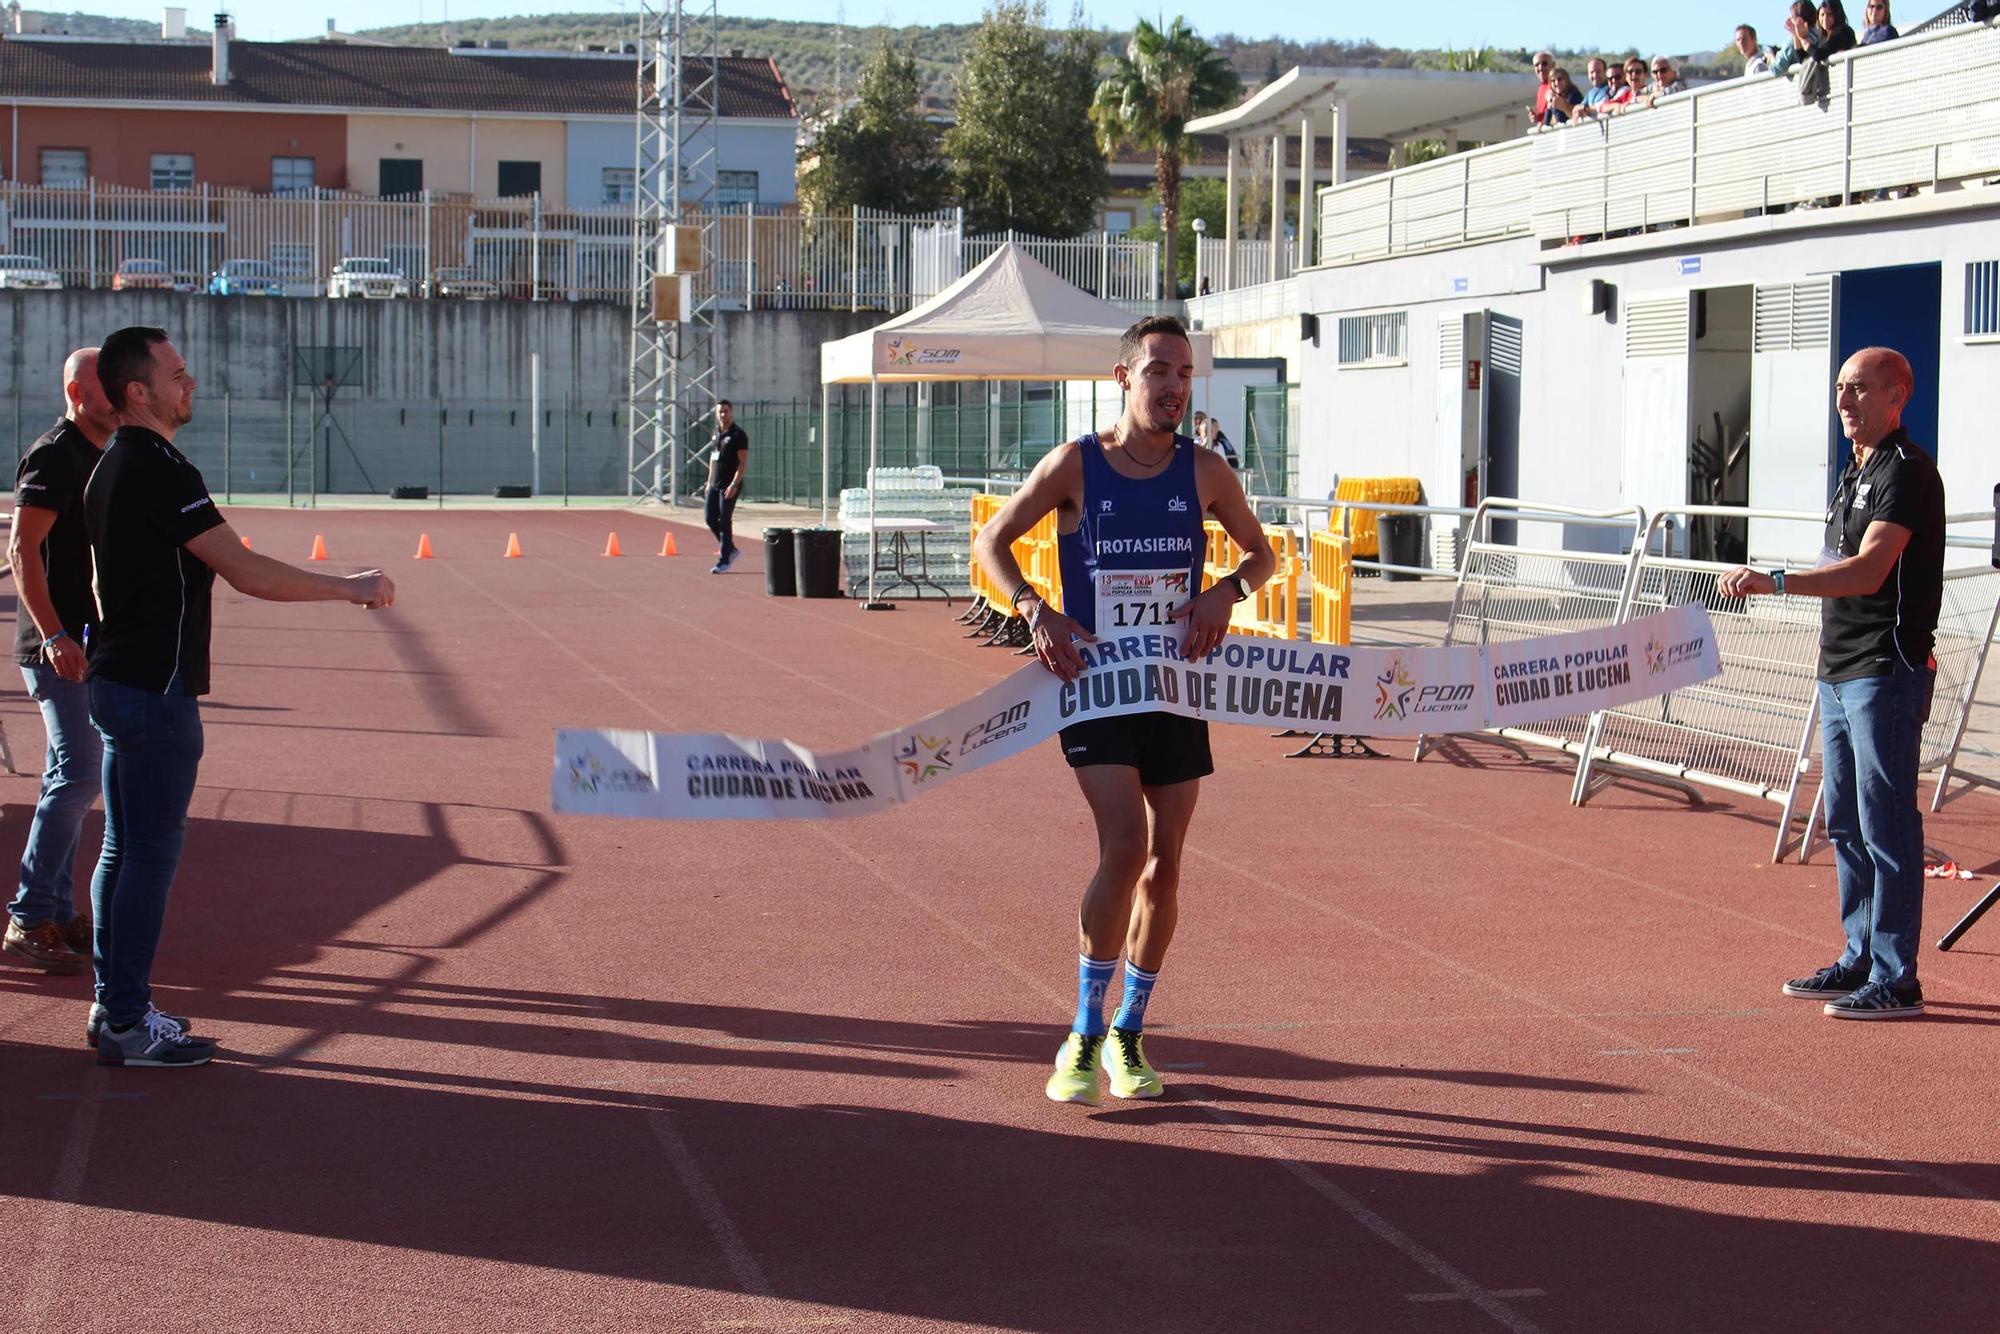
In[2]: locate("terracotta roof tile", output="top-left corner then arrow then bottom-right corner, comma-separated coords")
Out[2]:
0,40 -> 796,118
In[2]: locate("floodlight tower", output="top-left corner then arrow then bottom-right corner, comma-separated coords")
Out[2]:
627,0 -> 721,503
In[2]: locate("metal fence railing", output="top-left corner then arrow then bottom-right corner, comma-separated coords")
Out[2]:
0,186 -> 1163,312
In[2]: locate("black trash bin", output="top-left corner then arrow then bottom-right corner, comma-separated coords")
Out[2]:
764,528 -> 798,597
794,527 -> 844,599
1378,514 -> 1425,582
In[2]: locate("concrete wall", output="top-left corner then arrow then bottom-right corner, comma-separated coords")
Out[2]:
1292,200 -> 2000,552
1,288 -> 876,403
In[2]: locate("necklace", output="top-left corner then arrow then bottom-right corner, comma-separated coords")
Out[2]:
1120,436 -> 1175,471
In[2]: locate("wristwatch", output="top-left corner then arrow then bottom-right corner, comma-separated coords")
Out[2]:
1768,569 -> 1787,596
1228,574 -> 1252,603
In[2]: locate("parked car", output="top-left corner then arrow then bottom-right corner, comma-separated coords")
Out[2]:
208,258 -> 285,297
327,257 -> 410,299
422,266 -> 499,301
0,254 -> 63,291
112,257 -> 174,291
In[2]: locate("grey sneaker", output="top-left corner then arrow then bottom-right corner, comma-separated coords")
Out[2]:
87,1002 -> 193,1050
96,1008 -> 215,1067
1782,961 -> 1869,999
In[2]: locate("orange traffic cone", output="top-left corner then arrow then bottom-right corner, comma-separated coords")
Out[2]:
603,531 -> 623,558
414,533 -> 434,560
240,534 -> 252,550
503,532 -> 523,559
659,531 -> 678,557
309,534 -> 328,561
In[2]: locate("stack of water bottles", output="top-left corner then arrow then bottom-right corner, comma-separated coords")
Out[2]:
837,465 -> 974,597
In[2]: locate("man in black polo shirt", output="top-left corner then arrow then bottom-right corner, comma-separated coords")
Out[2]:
85,327 -> 395,1067
1721,346 -> 1946,1019
702,399 -> 749,573
2,348 -> 116,975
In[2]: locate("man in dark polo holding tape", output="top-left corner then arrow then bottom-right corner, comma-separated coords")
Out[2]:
84,327 -> 396,1066
1720,346 -> 1946,1019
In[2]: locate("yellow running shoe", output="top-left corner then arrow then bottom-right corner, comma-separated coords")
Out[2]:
1045,1031 -> 1104,1104
1104,1027 -> 1163,1099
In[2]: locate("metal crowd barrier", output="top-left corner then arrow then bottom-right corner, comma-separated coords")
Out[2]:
1415,499 -> 1654,789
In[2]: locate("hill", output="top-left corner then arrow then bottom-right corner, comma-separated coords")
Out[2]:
21,9 -> 1736,109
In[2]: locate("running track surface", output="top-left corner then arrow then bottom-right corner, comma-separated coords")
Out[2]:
2,508 -> 1997,1334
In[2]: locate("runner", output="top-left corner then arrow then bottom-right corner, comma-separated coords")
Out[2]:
972,315 -> 1275,1103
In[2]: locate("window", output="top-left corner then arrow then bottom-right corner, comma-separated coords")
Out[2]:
379,158 -> 423,197
151,153 -> 195,191
497,160 -> 541,198
40,149 -> 87,189
1966,260 -> 2000,340
1336,312 -> 1408,367
272,156 -> 316,197
1103,210 -> 1134,234
601,167 -> 635,206
716,169 -> 758,208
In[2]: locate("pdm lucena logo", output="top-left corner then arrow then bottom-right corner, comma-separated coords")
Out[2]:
886,337 -> 961,368
896,733 -> 954,784
566,749 -> 654,796
1644,634 -> 1707,676
1374,656 -> 1417,720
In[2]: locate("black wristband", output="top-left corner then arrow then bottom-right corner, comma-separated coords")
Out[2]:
1010,580 -> 1035,609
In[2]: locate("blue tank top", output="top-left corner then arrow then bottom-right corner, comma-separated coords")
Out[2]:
1056,433 -> 1205,637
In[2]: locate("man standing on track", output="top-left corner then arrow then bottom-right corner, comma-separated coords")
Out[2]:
1720,346 -> 1945,1019
85,326 -> 395,1067
703,399 -> 749,573
973,315 -> 1275,1103
2,349 -> 116,975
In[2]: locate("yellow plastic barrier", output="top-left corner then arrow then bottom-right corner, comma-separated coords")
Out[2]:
1309,529 -> 1354,645
1203,520 -> 1300,640
1333,476 -> 1423,558
968,494 -> 1062,618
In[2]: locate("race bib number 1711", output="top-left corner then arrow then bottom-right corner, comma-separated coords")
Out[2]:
1097,567 -> 1192,630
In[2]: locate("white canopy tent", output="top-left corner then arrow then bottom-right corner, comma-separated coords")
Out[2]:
817,242 -> 1214,605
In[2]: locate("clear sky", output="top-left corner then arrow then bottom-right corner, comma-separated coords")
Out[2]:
82,0 -> 1781,57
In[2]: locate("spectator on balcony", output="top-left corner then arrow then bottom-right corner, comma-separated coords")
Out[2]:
1773,0 -> 1817,74
1860,0 -> 1897,42
1539,68 -> 1586,126
1781,0 -> 1857,71
1606,59 -> 1629,99
1611,57 -> 1646,106
1526,51 -> 1556,123
1572,58 -> 1615,117
1736,24 -> 1774,74
1647,57 -> 1689,101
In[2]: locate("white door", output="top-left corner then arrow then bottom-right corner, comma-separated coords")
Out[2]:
1621,292 -> 1693,546
1748,277 -> 1840,563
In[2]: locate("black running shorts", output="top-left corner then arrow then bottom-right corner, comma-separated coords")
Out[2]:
1058,711 -> 1213,787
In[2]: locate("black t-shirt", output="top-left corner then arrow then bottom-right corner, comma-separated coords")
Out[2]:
711,423 -> 749,489
12,418 -> 102,665
83,426 -> 227,696
1819,429 -> 1945,682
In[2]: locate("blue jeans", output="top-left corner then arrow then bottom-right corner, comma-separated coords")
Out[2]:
705,486 -> 737,556
1818,664 -> 1934,987
9,663 -> 103,928
88,679 -> 204,1026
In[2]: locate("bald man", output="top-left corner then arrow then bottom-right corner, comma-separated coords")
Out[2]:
1720,347 -> 1946,1019
3,349 -> 118,974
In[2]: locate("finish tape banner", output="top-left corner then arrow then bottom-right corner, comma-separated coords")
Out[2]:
552,604 -> 1720,822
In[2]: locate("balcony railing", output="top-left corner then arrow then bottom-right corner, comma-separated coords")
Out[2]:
1302,18 -> 2000,274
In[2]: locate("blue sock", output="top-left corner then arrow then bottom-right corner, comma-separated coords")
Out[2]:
1111,962 -> 1159,1032
1073,954 -> 1117,1036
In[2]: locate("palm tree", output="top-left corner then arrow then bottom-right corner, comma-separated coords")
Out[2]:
1091,18 -> 1240,298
